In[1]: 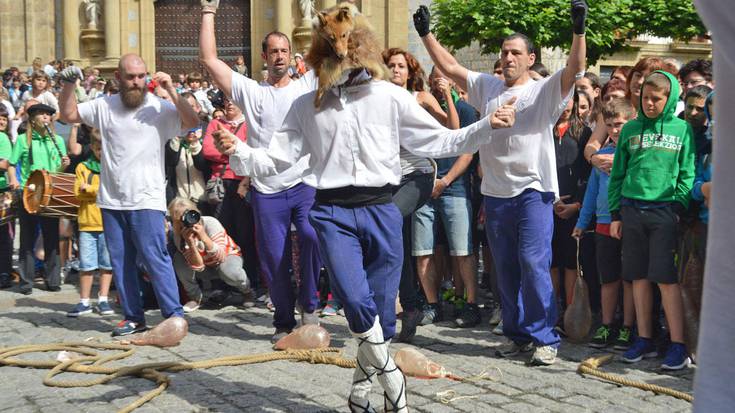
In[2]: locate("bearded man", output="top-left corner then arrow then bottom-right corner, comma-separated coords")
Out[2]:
58,54 -> 199,337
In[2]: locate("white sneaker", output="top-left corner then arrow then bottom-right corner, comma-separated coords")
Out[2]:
489,307 -> 502,326
531,345 -> 557,365
492,320 -> 504,335
183,300 -> 200,313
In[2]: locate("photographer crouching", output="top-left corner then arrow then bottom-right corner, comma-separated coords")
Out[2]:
168,197 -> 252,312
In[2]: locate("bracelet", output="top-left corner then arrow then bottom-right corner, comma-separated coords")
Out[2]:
202,8 -> 217,14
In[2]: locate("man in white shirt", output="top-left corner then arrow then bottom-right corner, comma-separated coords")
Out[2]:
58,54 -> 200,337
199,0 -> 323,343
413,0 -> 588,365
212,27 -> 517,412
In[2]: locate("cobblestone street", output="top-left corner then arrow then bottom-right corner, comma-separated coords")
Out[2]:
0,285 -> 694,412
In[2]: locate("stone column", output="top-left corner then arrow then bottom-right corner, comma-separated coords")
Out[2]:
104,0 -> 121,60
276,0 -> 293,34
62,0 -> 82,61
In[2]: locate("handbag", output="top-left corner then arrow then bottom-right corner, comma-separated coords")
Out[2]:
205,121 -> 244,205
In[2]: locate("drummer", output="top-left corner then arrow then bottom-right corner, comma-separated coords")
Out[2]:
7,102 -> 70,295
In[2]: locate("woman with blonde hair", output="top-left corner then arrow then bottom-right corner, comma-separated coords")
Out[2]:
168,196 -> 252,312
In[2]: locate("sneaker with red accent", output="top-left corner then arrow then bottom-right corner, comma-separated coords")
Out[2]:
111,320 -> 148,337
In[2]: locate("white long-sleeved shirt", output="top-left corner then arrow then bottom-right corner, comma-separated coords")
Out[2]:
228,80 -> 494,190
230,71 -> 318,193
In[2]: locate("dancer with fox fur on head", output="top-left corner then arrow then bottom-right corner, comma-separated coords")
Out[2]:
211,3 -> 518,411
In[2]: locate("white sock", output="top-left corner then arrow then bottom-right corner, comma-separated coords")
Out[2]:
98,296 -> 108,303
352,316 -> 407,413
80,298 -> 90,306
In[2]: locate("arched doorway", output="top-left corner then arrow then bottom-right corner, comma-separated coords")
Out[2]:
154,0 -> 251,77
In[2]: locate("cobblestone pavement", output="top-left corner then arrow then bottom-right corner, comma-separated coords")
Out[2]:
0,284 -> 694,413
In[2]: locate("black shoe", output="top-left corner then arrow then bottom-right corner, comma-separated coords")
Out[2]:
19,287 -> 32,295
396,308 -> 422,343
0,273 -> 12,289
45,281 -> 61,292
455,303 -> 481,328
112,320 -> 148,337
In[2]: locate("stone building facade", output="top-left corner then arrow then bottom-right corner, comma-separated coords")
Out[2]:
0,0 -> 410,78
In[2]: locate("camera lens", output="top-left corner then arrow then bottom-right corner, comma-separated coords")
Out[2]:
181,210 -> 201,227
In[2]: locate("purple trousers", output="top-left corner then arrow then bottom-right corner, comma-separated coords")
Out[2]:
251,183 -> 321,330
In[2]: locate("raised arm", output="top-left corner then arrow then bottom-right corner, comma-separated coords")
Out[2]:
560,0 -> 588,96
413,6 -> 469,92
155,72 -> 199,131
58,66 -> 85,124
199,0 -> 234,98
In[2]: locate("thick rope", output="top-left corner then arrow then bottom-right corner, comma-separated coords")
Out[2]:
0,342 -> 356,413
577,355 -> 693,402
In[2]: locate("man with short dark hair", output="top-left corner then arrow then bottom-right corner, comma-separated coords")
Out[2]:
199,0 -> 322,344
414,0 -> 588,365
679,59 -> 713,95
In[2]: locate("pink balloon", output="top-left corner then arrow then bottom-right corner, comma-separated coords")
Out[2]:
273,324 -> 330,350
123,317 -> 189,347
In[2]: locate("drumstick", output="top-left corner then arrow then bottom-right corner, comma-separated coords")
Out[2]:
43,123 -> 65,161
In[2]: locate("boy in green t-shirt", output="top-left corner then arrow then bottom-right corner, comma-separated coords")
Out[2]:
7,103 -> 70,295
0,107 -> 14,289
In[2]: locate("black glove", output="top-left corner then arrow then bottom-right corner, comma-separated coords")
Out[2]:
413,5 -> 431,37
571,0 -> 588,35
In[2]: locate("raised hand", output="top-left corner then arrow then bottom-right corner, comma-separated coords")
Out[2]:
201,0 -> 219,13
571,0 -> 588,35
153,72 -> 174,91
490,96 -> 517,129
213,122 -> 237,155
413,5 -> 431,37
58,66 -> 84,84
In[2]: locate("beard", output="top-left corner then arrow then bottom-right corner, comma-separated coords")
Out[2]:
120,84 -> 147,109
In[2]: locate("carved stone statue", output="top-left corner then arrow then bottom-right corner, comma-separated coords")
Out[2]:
298,0 -> 314,24
83,0 -> 103,29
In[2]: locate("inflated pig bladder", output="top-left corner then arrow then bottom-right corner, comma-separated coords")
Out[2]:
125,317 -> 189,347
563,275 -> 592,343
274,324 -> 330,350
394,347 -> 451,379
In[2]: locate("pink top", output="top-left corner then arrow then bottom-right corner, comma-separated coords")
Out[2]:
202,118 -> 248,180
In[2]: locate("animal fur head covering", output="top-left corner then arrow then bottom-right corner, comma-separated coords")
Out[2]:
306,2 -> 390,107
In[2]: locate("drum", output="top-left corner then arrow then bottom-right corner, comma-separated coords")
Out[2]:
23,170 -> 79,218
0,190 -> 19,225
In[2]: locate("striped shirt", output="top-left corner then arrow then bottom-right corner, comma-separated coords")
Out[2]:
177,216 -> 241,271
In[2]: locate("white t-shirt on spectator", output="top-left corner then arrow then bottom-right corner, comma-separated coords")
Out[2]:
78,93 -> 183,211
230,70 -> 317,194
467,69 -> 571,199
21,90 -> 59,113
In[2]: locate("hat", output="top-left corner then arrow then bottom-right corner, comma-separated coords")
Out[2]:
26,103 -> 56,117
295,53 -> 303,59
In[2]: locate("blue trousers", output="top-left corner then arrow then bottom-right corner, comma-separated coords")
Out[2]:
308,203 -> 403,339
251,183 -> 321,330
484,189 -> 560,347
102,209 -> 183,324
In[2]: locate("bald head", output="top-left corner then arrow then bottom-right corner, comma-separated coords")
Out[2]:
118,53 -> 146,74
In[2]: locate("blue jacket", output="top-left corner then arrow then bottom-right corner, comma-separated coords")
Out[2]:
575,144 -> 616,230
691,154 -> 711,224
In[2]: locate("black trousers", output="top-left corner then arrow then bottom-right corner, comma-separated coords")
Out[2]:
18,209 -> 60,291
215,179 -> 260,289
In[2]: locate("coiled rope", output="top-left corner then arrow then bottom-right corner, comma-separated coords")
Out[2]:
577,355 -> 693,402
0,341 -> 356,413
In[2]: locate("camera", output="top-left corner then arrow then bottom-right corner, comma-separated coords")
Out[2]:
180,210 -> 201,228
